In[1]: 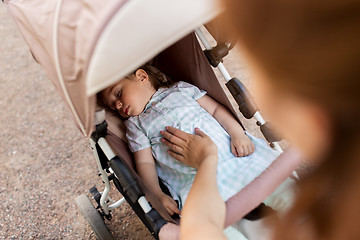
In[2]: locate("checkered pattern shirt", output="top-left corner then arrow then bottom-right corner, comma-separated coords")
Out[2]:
125,82 -> 279,208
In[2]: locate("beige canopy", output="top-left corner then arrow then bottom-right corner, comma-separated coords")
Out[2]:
5,0 -> 222,137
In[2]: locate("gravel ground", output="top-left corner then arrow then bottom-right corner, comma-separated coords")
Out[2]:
0,4 -> 307,240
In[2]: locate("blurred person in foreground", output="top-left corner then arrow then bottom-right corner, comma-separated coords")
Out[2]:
161,0 -> 360,239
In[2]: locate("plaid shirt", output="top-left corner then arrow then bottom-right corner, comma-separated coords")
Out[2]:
125,82 -> 280,208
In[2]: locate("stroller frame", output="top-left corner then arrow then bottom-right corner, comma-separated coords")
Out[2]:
76,27 -> 290,240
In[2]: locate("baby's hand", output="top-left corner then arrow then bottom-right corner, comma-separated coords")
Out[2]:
231,131 -> 255,157
159,193 -> 181,216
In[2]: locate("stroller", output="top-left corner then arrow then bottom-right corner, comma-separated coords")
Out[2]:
4,0 -> 302,239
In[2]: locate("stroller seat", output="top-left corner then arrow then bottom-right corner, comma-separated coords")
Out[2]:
102,32 -> 245,224
100,32 -> 291,239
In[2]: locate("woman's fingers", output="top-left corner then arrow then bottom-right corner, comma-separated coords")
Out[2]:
165,126 -> 191,141
194,127 -> 207,138
167,150 -> 185,162
161,137 -> 183,153
161,130 -> 185,146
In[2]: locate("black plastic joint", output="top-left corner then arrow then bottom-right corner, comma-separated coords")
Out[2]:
226,78 -> 257,119
91,120 -> 108,142
260,122 -> 282,142
145,209 -> 167,238
204,43 -> 229,67
89,186 -> 102,205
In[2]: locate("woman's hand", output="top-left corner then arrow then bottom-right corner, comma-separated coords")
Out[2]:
160,126 -> 217,169
230,131 -> 255,157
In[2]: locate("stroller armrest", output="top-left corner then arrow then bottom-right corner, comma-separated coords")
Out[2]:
110,156 -> 143,202
110,156 -> 168,239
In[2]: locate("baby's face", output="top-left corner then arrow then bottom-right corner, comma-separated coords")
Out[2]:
101,71 -> 155,118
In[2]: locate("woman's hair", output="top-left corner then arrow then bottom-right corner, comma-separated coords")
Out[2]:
223,0 -> 360,239
130,63 -> 174,90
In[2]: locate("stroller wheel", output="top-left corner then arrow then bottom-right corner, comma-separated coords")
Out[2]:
75,194 -> 114,240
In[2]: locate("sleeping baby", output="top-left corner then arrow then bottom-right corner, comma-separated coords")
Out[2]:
99,64 -> 294,216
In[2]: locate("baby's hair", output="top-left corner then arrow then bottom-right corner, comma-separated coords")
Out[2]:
96,64 -> 173,110
131,63 -> 174,90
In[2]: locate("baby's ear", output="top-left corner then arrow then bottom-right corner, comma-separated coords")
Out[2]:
135,69 -> 149,82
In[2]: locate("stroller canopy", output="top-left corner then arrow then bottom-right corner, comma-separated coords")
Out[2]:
5,0 -> 222,137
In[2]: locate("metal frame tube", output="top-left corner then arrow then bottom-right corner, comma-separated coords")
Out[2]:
89,138 -> 126,214
217,62 -> 232,81
89,138 -> 111,215
94,137 -> 154,214
195,27 -> 284,153
98,137 -> 115,160
195,28 -> 212,49
195,28 -> 232,82
253,111 -> 266,125
272,142 -> 283,153
108,197 -> 126,210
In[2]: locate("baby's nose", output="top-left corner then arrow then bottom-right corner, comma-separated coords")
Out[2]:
115,100 -> 122,110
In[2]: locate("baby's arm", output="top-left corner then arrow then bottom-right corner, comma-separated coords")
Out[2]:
197,95 -> 255,157
134,147 -> 181,216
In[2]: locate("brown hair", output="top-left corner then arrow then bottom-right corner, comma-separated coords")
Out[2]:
223,0 -> 360,239
130,63 -> 174,90
97,64 -> 173,109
